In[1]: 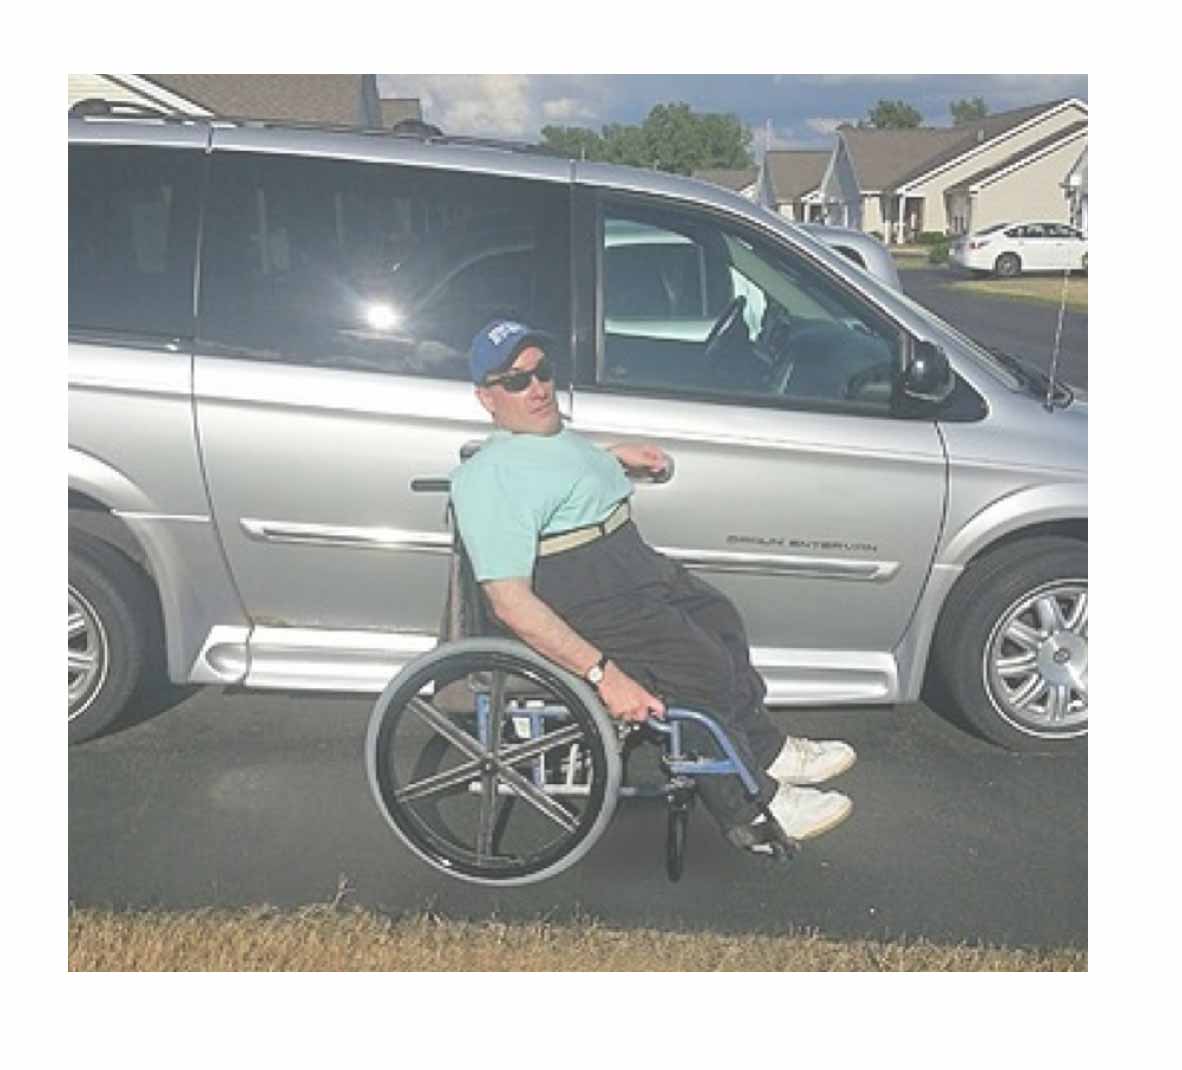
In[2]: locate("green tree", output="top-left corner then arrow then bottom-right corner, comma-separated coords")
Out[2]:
540,102 -> 753,175
950,97 -> 988,125
862,99 -> 923,129
538,125 -> 606,160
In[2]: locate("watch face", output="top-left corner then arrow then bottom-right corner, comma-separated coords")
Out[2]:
587,665 -> 604,685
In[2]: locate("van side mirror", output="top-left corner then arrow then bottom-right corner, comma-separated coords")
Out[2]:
903,340 -> 953,403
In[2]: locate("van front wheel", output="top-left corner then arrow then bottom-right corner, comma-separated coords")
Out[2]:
933,537 -> 1087,752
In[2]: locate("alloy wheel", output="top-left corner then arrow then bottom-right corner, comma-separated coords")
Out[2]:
68,585 -> 109,719
984,579 -> 1087,736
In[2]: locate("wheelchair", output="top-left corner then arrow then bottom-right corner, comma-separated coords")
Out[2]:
364,476 -> 799,887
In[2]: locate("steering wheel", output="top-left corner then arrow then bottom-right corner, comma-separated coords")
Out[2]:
703,295 -> 747,364
843,360 -> 896,400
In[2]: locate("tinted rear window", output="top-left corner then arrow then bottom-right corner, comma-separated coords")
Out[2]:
69,145 -> 201,338
198,152 -> 571,380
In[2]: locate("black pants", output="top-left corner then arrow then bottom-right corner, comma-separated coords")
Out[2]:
533,521 -> 787,831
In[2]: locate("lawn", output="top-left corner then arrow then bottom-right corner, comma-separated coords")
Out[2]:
68,906 -> 1086,971
888,248 -> 1087,310
943,273 -> 1087,311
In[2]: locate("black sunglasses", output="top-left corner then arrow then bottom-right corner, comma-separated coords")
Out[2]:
484,356 -> 554,393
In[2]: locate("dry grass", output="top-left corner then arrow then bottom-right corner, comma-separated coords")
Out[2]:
68,906 -> 1086,972
945,274 -> 1087,311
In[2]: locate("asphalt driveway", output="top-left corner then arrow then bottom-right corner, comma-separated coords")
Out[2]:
898,264 -> 1088,389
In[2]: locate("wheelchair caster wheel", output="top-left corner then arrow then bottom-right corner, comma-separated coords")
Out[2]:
664,777 -> 695,882
666,806 -> 689,882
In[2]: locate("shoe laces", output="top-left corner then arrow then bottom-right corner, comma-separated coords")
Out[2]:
785,736 -> 823,761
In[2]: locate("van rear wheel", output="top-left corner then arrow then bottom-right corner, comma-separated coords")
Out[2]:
933,536 -> 1087,752
68,535 -> 155,744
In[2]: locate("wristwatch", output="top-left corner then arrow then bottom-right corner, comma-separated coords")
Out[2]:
585,653 -> 609,688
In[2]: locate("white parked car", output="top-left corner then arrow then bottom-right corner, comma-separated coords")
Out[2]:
950,221 -> 1087,277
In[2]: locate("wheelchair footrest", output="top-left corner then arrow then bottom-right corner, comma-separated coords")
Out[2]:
728,810 -> 800,863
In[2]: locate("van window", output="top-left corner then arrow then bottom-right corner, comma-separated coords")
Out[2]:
599,200 -> 902,413
69,145 -> 200,338
199,153 -> 571,380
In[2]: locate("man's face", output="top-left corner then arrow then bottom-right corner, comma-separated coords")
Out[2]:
475,345 -> 561,435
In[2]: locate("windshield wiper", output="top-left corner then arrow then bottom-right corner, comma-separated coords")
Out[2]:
985,346 -> 1074,407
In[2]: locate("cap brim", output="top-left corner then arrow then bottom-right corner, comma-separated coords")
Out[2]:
487,330 -> 557,377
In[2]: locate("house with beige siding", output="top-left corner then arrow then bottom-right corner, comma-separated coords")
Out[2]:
819,98 -> 1088,241
67,74 -> 422,128
890,99 -> 1088,237
819,126 -> 964,234
944,121 -> 1088,236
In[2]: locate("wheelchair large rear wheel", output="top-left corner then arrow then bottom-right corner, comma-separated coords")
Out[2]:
366,639 -> 621,886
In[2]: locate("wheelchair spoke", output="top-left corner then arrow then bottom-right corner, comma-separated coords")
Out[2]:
497,723 -> 586,766
409,698 -> 485,761
395,758 -> 483,803
477,673 -> 506,859
492,762 -> 580,833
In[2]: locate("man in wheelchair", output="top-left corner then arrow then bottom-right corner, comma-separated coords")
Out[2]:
448,319 -> 855,856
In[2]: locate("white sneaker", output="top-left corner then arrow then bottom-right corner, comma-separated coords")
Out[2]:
758,783 -> 852,844
766,735 -> 856,786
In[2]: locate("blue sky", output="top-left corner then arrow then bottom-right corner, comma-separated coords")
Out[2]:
377,74 -> 1087,151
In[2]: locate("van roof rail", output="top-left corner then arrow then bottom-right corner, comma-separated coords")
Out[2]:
68,98 -> 560,156
69,97 -> 186,121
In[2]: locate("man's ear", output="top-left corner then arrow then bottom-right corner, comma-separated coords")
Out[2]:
475,385 -> 496,417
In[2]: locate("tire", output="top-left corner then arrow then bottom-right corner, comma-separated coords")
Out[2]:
68,534 -> 158,744
994,252 -> 1022,278
932,536 -> 1087,752
365,638 -> 622,886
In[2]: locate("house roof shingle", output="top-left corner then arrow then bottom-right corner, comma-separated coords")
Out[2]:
946,120 -> 1088,193
837,99 -> 1085,193
691,166 -> 759,192
890,99 -> 1079,189
143,74 -> 370,125
380,98 -> 422,127
762,150 -> 830,202
837,126 -> 966,191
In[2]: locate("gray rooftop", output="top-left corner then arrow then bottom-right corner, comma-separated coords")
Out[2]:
142,74 -> 419,128
690,166 -> 759,192
838,99 -> 1083,192
762,150 -> 830,201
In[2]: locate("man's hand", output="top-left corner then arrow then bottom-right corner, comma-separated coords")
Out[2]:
595,661 -> 666,723
607,441 -> 670,477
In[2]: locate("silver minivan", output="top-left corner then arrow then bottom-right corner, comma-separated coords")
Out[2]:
68,108 -> 1087,752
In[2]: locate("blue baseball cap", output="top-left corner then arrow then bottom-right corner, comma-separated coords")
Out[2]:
468,319 -> 555,385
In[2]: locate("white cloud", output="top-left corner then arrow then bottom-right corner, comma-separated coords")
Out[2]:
379,74 -> 535,137
541,97 -> 598,122
806,117 -> 854,136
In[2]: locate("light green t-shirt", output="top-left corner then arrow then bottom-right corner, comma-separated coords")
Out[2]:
450,427 -> 634,581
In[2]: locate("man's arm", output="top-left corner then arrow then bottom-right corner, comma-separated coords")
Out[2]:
482,578 -> 665,723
